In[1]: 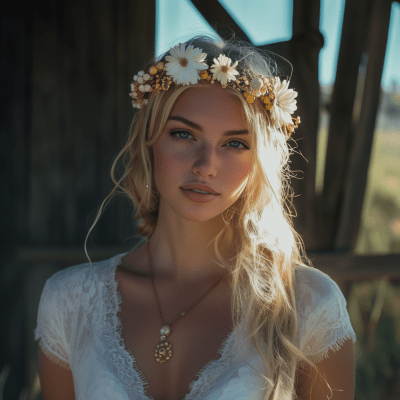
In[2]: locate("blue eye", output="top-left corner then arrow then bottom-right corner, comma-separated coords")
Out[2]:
168,130 -> 249,152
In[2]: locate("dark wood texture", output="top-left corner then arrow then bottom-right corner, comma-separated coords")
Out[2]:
1,4 -> 33,399
317,0 -> 374,250
29,0 -> 155,250
190,0 -> 251,42
335,0 -> 393,249
2,0 -> 156,397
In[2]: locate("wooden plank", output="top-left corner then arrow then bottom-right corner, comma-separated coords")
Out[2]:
190,0 -> 251,42
335,0 -> 393,249
308,252 -> 400,281
262,1 -> 323,251
30,0 -> 64,246
28,0 -> 156,249
16,247 -> 400,280
114,0 -> 156,244
318,0 -> 374,250
1,4 -> 34,395
283,0 -> 322,250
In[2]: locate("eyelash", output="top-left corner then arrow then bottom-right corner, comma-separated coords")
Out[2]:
168,129 -> 249,153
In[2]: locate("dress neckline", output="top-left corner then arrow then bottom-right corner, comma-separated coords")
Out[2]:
109,250 -> 238,400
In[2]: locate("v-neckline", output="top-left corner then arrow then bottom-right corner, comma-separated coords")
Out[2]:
109,251 -> 238,400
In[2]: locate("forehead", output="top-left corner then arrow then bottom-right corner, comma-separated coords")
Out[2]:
169,86 -> 248,128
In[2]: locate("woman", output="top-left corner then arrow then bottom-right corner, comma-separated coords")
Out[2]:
34,35 -> 356,399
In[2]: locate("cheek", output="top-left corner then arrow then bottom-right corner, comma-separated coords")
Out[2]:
221,158 -> 252,187
153,143 -> 187,185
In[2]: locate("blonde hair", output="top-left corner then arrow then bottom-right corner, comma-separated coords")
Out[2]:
85,34 -> 327,399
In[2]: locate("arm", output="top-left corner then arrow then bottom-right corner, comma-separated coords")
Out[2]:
38,346 -> 76,400
295,338 -> 355,400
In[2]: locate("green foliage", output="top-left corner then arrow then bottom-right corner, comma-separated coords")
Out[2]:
347,279 -> 400,399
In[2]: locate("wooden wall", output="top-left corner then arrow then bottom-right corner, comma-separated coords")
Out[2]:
2,0 -> 156,397
29,0 -> 156,250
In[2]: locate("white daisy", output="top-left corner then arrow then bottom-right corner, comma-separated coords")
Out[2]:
210,54 -> 239,85
270,77 -> 298,126
164,43 -> 208,85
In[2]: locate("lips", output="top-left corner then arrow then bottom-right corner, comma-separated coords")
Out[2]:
180,183 -> 219,194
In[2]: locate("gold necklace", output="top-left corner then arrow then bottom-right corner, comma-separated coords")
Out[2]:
147,240 -> 225,364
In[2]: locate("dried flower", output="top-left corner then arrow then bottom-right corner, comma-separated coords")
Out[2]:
270,77 -> 298,126
210,54 -> 239,85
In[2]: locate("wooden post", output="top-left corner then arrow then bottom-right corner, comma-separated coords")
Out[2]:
335,0 -> 393,249
318,0 -> 374,250
1,3 -> 34,397
190,0 -> 251,42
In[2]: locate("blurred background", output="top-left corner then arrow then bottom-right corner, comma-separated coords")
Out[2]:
1,0 -> 399,399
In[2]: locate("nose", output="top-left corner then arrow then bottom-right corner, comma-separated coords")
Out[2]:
192,144 -> 217,177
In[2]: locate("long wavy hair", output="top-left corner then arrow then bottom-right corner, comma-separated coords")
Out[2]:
84,34 -> 327,399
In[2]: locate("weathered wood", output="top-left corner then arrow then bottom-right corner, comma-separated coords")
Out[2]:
335,0 -> 393,249
308,251 -> 400,281
318,0 -> 374,250
284,0 -> 322,251
1,4 -> 34,397
190,0 -> 251,42
25,1 -> 156,396
317,0 -> 371,249
261,3 -> 323,251
29,0 -> 155,249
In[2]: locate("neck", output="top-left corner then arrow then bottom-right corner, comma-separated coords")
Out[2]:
147,204 -> 230,285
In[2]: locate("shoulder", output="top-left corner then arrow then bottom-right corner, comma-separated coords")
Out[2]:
293,264 -> 357,362
293,263 -> 346,320
294,264 -> 341,301
42,261 -> 91,303
39,255 -> 116,310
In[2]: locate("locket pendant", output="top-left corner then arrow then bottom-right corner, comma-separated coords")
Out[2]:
155,325 -> 173,364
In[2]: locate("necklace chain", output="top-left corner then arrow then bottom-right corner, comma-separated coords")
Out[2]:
146,239 -> 225,364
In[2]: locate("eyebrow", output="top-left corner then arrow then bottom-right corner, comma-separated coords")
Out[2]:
167,115 -> 250,136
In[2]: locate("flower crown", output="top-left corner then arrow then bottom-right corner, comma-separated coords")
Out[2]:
130,43 -> 300,139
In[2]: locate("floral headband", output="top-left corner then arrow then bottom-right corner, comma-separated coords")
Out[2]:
130,43 -> 300,138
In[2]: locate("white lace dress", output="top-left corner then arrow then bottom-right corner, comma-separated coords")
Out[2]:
34,251 -> 357,400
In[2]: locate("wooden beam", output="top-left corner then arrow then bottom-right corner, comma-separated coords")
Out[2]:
335,0 -> 393,249
265,0 -> 323,251
308,251 -> 400,281
288,0 -> 322,251
318,0 -> 373,250
190,0 -> 251,43
17,247 -> 400,281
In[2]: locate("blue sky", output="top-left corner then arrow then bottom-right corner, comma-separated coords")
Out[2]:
156,0 -> 400,89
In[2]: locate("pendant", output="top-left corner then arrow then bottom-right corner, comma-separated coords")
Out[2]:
155,325 -> 172,364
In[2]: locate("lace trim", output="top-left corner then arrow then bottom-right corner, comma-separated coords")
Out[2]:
185,328 -> 237,400
106,251 -> 239,400
102,251 -> 150,400
37,337 -> 71,370
308,332 -> 357,364
295,266 -> 358,364
112,252 -> 153,399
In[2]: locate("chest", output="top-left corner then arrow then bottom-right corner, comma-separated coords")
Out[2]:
114,268 -> 234,400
